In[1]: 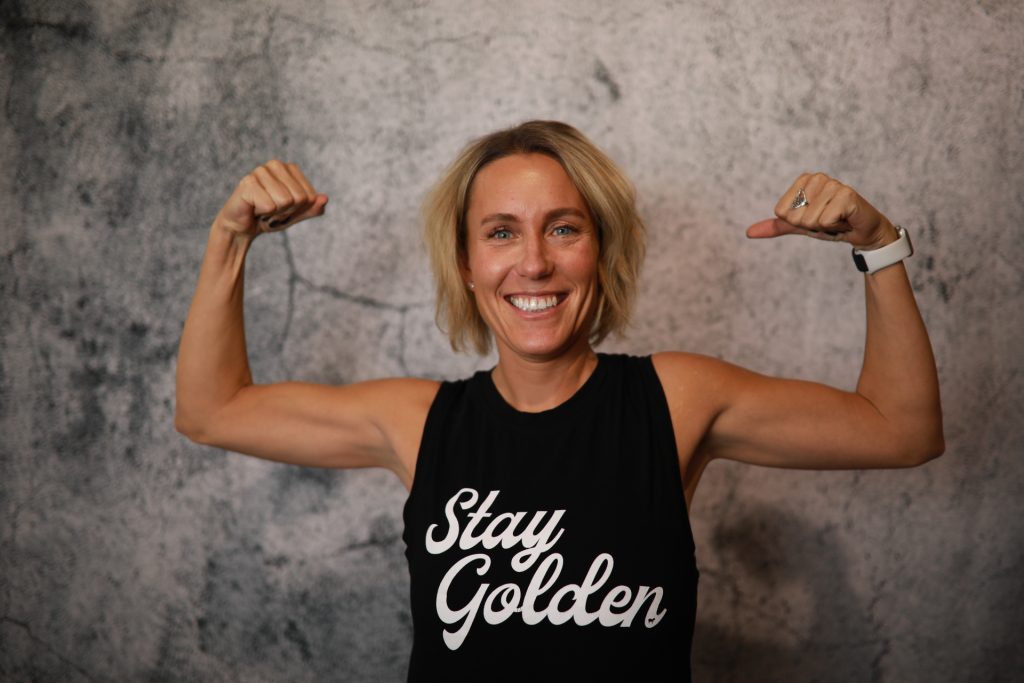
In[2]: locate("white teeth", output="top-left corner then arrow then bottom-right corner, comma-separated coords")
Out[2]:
509,295 -> 559,312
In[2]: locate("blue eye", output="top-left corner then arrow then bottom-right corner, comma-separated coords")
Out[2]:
489,228 -> 513,240
552,224 -> 576,236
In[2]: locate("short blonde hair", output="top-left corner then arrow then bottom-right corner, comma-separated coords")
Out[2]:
423,120 -> 646,355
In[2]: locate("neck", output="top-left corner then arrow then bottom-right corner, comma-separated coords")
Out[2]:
491,340 -> 599,413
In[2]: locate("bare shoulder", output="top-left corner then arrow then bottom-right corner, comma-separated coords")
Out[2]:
353,376 -> 441,439
352,376 -> 442,410
649,352 -> 743,499
355,377 -> 441,489
651,351 -> 750,407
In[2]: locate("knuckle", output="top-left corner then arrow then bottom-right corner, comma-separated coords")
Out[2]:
239,174 -> 260,195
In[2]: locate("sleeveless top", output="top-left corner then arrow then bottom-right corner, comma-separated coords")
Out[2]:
402,354 -> 698,681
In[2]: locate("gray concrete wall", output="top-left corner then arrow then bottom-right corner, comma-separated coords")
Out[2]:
2,1 -> 1021,681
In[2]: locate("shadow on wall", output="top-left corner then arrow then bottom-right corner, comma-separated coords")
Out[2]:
692,505 -> 879,683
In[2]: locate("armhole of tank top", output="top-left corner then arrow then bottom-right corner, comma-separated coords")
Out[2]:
405,380 -> 457,503
639,356 -> 678,440
639,355 -> 690,506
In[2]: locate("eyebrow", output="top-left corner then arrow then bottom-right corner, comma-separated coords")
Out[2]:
479,207 -> 588,225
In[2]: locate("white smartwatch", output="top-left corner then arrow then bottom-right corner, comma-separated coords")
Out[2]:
852,226 -> 913,274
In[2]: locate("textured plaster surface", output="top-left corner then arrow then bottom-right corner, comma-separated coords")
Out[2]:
2,0 -> 1022,681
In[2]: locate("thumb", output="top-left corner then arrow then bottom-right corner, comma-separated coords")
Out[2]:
314,193 -> 329,215
297,193 -> 329,221
746,218 -> 796,239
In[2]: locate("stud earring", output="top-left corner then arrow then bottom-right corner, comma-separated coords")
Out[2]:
468,282 -> 475,290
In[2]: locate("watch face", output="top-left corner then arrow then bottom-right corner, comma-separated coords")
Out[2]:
852,251 -> 869,272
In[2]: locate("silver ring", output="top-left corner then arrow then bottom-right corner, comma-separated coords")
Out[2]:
790,188 -> 809,209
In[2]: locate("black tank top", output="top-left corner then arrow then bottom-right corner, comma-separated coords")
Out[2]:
402,354 -> 698,681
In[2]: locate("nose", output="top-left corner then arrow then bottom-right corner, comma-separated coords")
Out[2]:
516,232 -> 553,279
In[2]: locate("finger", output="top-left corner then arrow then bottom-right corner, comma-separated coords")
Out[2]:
275,161 -> 317,216
778,173 -> 848,238
239,172 -> 279,218
286,162 -> 318,198
284,164 -> 326,221
797,176 -> 842,229
774,172 -> 812,217
216,173 -> 275,233
291,193 -> 329,223
817,185 -> 857,232
264,159 -> 314,214
253,164 -> 300,217
787,173 -> 830,226
798,182 -> 860,242
251,168 -> 309,233
746,218 -> 800,239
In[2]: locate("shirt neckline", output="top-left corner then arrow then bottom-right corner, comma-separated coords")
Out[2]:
477,353 -> 612,425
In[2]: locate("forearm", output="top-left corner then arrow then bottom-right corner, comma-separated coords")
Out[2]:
174,223 -> 258,439
856,260 -> 944,461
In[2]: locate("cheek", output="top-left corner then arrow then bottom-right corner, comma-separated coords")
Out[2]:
466,249 -> 511,285
569,244 -> 600,283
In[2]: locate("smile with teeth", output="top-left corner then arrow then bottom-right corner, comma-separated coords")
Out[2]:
507,294 -> 561,312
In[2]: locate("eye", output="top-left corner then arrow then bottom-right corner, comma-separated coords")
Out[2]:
488,227 -> 513,240
551,223 -> 577,236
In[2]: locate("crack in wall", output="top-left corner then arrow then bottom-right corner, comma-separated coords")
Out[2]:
333,532 -> 402,555
279,232 -> 298,356
396,309 -> 410,375
293,273 -> 427,313
276,233 -> 429,375
0,475 -> 38,613
0,616 -> 98,682
2,17 -> 91,41
868,632 -> 891,683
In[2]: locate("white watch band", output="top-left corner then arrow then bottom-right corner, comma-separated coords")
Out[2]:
852,226 -> 913,274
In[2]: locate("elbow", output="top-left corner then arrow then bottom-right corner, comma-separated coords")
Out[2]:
175,387 -> 246,447
881,403 -> 944,467
926,431 -> 946,462
898,427 -> 946,467
174,410 -> 211,445
906,439 -> 944,467
917,412 -> 947,464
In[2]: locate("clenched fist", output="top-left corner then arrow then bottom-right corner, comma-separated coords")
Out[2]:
746,172 -> 898,250
215,160 -> 328,238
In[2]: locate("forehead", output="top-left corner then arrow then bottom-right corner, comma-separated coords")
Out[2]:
466,153 -> 589,219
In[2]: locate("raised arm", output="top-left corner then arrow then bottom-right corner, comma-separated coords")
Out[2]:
656,173 -> 944,495
174,161 -> 436,487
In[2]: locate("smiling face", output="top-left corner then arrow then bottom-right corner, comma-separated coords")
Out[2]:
461,153 -> 601,362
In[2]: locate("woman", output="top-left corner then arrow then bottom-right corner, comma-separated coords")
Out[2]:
175,121 -> 943,680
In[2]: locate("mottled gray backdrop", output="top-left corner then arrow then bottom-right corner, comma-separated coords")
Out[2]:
2,1 -> 1022,681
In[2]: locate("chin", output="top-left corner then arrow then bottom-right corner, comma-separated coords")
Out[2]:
497,332 -> 587,362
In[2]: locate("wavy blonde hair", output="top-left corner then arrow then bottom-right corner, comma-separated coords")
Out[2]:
423,120 -> 646,354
